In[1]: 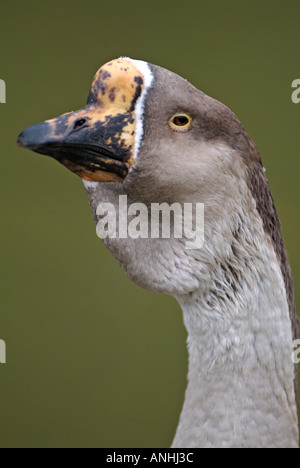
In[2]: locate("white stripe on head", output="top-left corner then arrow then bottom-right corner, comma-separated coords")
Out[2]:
123,58 -> 154,162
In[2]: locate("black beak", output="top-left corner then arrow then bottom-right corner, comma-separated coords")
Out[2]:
17,122 -> 52,150
17,106 -> 135,182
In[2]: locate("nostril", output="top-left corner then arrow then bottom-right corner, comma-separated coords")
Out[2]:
73,118 -> 87,130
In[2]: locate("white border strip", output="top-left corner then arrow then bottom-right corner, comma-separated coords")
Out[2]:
125,58 -> 154,162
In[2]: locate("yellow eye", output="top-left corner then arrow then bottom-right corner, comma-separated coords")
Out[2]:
169,113 -> 192,131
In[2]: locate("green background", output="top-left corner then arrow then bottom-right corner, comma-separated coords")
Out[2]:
0,0 -> 299,448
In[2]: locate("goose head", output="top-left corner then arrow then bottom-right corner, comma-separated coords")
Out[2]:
17,58 -> 252,195
17,58 -> 263,291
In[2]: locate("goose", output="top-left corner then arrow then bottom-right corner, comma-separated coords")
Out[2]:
18,57 -> 299,448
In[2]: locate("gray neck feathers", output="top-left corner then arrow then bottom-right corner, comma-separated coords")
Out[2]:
84,173 -> 298,448
173,208 -> 298,447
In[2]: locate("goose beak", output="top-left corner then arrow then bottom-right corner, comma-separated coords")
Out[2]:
17,58 -> 146,182
17,107 -> 133,182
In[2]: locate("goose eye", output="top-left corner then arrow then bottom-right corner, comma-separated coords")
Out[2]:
169,113 -> 192,131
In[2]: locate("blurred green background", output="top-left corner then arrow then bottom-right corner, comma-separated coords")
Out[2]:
0,0 -> 299,448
